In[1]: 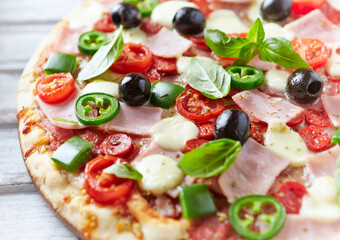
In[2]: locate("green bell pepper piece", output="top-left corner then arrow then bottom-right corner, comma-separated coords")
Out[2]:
44,52 -> 77,75
332,128 -> 340,145
150,81 -> 185,109
226,65 -> 264,90
78,30 -> 109,55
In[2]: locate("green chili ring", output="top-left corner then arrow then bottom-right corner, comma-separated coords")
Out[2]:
137,0 -> 159,17
229,195 -> 286,240
78,30 -> 109,55
226,65 -> 264,90
75,92 -> 120,125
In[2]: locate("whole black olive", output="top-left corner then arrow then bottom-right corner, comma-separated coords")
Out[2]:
119,73 -> 151,106
173,7 -> 206,35
214,110 -> 250,145
261,0 -> 292,22
111,3 -> 141,29
286,68 -> 323,104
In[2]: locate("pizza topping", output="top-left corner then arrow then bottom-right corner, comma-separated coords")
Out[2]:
250,121 -> 268,144
226,65 -> 264,90
83,80 -> 120,98
298,126 -> 331,152
44,53 -> 77,75
110,3 -> 141,29
93,12 -> 116,32
150,81 -> 185,109
304,109 -> 332,127
260,0 -> 292,22
197,122 -> 215,140
51,136 -> 94,172
292,0 -> 327,14
179,184 -> 216,219
103,162 -> 143,180
332,128 -> 340,144
173,7 -> 206,35
136,0 -> 159,17
77,30 -> 109,55
140,18 -> 162,35
184,138 -> 209,152
100,134 -> 134,157
229,195 -> 286,240
321,94 -> 340,127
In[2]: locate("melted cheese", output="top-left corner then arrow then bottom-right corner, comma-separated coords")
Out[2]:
206,10 -> 248,34
176,56 -> 215,75
247,0 -> 264,22
135,154 -> 184,195
326,48 -> 340,77
122,27 -> 147,44
264,68 -> 290,92
263,23 -> 286,39
328,0 -> 340,11
83,80 -> 119,98
67,1 -> 105,29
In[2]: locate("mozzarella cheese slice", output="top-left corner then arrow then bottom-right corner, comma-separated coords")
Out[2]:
122,27 -> 147,44
326,48 -> 340,77
247,0 -> 264,22
263,23 -> 286,39
83,80 -> 119,98
67,1 -> 105,29
176,56 -> 216,75
328,0 -> 340,11
206,10 -> 248,34
264,68 -> 290,92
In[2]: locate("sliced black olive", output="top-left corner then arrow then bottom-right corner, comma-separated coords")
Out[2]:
214,109 -> 250,145
261,0 -> 292,22
111,3 -> 141,29
173,7 -> 206,35
119,73 -> 151,106
286,68 -> 323,104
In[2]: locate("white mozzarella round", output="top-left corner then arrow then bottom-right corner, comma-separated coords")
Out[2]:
122,27 -> 147,44
83,80 -> 119,98
206,10 -> 249,34
264,68 -> 290,92
247,0 -> 264,22
326,48 -> 340,77
67,2 -> 105,29
176,56 -> 216,75
263,23 -> 286,39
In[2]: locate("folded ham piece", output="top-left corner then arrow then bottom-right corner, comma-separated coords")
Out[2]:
232,90 -> 303,123
218,138 -> 289,202
322,94 -> 340,127
136,141 -> 183,161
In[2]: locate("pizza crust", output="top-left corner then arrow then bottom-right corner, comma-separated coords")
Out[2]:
16,1 -> 190,239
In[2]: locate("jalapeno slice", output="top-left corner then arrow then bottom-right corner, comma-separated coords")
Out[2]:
78,30 -> 109,55
75,93 -> 120,125
229,195 -> 286,240
137,0 -> 159,17
226,65 -> 264,90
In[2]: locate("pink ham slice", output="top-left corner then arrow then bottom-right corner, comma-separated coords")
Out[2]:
137,141 -> 183,161
307,145 -> 340,178
273,215 -> 340,240
143,28 -> 192,58
232,90 -> 303,123
218,138 -> 289,202
322,94 -> 340,127
95,0 -> 121,11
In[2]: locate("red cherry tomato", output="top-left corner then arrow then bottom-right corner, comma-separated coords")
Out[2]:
176,89 -> 225,122
100,134 -> 133,157
84,155 -> 134,204
110,43 -> 153,74
198,122 -> 215,140
77,128 -> 108,156
250,121 -> 268,144
286,113 -> 304,127
152,56 -> 177,73
292,0 -> 327,14
140,18 -> 162,35
299,126 -> 331,151
274,181 -> 307,214
304,110 -> 332,128
93,13 -> 116,33
36,73 -> 75,104
189,0 -> 212,16
185,139 -> 209,152
291,38 -> 329,69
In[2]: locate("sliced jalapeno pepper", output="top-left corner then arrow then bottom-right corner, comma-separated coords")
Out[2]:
78,30 -> 109,55
226,65 -> 264,90
229,195 -> 286,240
137,0 -> 159,17
75,93 -> 120,125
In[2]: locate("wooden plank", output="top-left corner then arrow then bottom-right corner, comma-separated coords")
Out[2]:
0,192 -> 80,240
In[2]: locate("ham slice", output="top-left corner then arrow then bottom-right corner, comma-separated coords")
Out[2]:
143,28 -> 192,58
95,0 -> 121,11
218,138 -> 289,202
38,118 -> 75,142
52,24 -> 86,55
322,94 -> 340,127
273,215 -> 340,240
138,141 -> 183,161
307,145 -> 340,178
232,90 -> 304,123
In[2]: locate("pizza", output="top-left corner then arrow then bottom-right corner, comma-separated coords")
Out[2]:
16,0 -> 340,239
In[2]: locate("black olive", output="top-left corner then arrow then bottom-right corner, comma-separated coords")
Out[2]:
214,110 -> 250,145
286,68 -> 323,104
173,7 -> 206,35
261,0 -> 292,22
111,3 -> 141,29
119,73 -> 151,106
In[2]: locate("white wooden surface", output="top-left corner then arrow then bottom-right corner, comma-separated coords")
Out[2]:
0,0 -> 82,239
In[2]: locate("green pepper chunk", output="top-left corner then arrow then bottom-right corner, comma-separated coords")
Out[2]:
44,52 -> 77,75
226,65 -> 264,90
332,128 -> 340,145
123,0 -> 140,3
137,0 -> 159,17
150,81 -> 185,109
75,93 -> 120,125
51,136 -> 94,172
179,184 -> 217,219
78,30 -> 109,55
229,195 -> 286,240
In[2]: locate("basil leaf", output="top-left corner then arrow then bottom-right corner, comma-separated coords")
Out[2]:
104,162 -> 142,180
204,29 -> 250,58
247,18 -> 265,44
332,128 -> 340,145
233,43 -> 258,66
53,118 -> 78,124
258,37 -> 309,70
178,139 -> 241,178
185,58 -> 231,99
78,26 -> 124,81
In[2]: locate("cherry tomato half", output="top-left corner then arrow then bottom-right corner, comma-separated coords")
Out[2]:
152,56 -> 177,73
298,125 -> 331,151
36,72 -> 75,104
84,155 -> 134,204
176,89 -> 225,122
185,139 -> 209,152
93,13 -> 116,33
198,122 -> 215,140
286,113 -> 304,127
110,43 -> 153,74
292,0 -> 327,15
250,121 -> 268,144
100,134 -> 133,157
291,38 -> 329,69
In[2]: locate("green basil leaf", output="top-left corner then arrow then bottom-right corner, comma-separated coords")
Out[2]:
233,43 -> 258,66
185,57 -> 231,99
258,37 -> 309,70
178,139 -> 242,178
78,26 -> 124,81
246,18 -> 265,44
332,128 -> 340,145
204,29 -> 250,58
103,162 -> 143,181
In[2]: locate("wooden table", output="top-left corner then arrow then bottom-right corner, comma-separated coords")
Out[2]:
0,0 -> 82,239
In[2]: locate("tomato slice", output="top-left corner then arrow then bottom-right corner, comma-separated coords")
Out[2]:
185,139 -> 209,152
274,181 -> 307,214
292,0 -> 327,14
93,13 -> 116,33
140,18 -> 162,35
152,56 -> 177,73
36,72 -> 75,104
250,121 -> 268,144
176,89 -> 225,122
77,128 -> 108,156
286,113 -> 304,127
84,155 -> 134,204
298,126 -> 331,151
291,38 -> 329,69
110,43 -> 153,74
304,110 -> 332,128
100,134 -> 133,157
198,122 -> 215,140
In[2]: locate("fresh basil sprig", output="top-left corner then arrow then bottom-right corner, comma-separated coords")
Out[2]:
103,162 -> 143,181
204,18 -> 308,70
185,57 -> 231,99
178,139 -> 241,178
78,26 -> 124,81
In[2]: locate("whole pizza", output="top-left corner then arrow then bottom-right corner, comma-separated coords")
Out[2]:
16,0 -> 340,239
